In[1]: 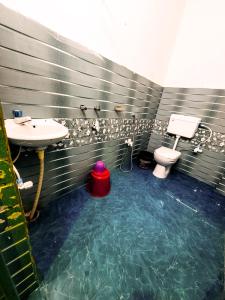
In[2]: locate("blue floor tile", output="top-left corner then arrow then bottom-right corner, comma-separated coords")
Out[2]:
28,166 -> 225,300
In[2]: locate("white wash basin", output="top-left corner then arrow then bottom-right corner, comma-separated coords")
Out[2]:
4,119 -> 68,148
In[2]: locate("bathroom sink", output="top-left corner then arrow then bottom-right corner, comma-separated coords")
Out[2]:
4,119 -> 68,148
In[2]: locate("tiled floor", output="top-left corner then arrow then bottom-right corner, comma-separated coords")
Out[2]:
28,166 -> 225,300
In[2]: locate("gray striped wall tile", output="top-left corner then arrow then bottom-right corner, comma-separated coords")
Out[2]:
0,4 -> 161,207
148,88 -> 225,194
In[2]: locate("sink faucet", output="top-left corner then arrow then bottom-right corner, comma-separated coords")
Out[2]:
14,116 -> 32,125
13,110 -> 32,125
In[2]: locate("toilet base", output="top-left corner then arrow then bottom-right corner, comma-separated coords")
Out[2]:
153,164 -> 171,179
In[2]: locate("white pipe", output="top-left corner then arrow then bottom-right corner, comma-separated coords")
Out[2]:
200,123 -> 213,143
173,135 -> 180,150
120,143 -> 134,173
13,165 -> 24,189
13,146 -> 22,163
194,123 -> 213,153
120,118 -> 135,172
13,165 -> 21,181
13,164 -> 33,190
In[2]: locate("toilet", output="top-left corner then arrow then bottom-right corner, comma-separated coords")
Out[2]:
153,114 -> 201,179
153,146 -> 181,178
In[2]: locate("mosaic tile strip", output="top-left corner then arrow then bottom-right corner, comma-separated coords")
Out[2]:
55,118 -> 154,148
152,120 -> 225,153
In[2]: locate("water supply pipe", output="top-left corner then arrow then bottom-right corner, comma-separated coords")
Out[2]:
13,164 -> 33,190
13,165 -> 22,183
120,115 -> 136,172
12,146 -> 22,163
12,147 -> 46,221
28,149 -> 45,221
120,141 -> 134,173
173,135 -> 181,150
193,123 -> 212,153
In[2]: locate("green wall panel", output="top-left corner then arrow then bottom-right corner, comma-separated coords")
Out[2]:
0,103 -> 39,299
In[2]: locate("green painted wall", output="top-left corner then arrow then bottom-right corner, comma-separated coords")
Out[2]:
0,103 -> 39,299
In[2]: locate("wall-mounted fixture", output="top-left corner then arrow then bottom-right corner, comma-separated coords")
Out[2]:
92,119 -> 100,133
4,115 -> 68,221
13,109 -> 32,124
125,138 -> 133,147
153,114 -> 201,179
114,105 -> 125,112
80,105 -> 87,111
120,114 -> 136,173
5,118 -> 68,147
12,109 -> 23,118
193,123 -> 212,153
94,105 -> 101,112
120,137 -> 135,173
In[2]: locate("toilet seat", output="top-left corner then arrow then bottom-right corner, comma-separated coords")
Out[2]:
154,146 -> 181,161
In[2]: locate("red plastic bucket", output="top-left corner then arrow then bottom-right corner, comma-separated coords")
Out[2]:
87,161 -> 111,197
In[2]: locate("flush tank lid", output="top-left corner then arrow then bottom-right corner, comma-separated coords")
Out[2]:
167,114 -> 201,138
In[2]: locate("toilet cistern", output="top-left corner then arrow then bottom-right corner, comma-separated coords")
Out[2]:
153,114 -> 201,179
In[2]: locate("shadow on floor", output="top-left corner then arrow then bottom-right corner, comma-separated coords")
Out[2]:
131,290 -> 157,300
203,271 -> 224,300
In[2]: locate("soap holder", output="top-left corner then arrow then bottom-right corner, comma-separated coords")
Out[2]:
114,105 -> 125,112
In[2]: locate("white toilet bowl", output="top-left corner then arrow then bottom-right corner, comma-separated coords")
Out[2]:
153,146 -> 181,178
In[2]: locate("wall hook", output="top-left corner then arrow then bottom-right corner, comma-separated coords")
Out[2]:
80,105 -> 87,111
94,105 -> 101,112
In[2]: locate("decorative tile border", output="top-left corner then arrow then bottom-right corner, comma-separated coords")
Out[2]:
55,118 -> 154,148
152,120 -> 225,153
